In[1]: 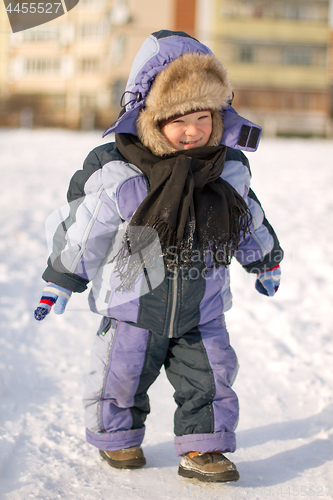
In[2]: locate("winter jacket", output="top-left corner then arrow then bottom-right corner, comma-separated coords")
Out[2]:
43,142 -> 283,337
42,31 -> 283,337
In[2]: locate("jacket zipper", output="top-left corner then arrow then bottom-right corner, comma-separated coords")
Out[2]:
168,269 -> 178,338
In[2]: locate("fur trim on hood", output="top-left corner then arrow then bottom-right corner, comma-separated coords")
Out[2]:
136,52 -> 232,156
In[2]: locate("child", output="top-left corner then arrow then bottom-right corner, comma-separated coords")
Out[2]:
34,30 -> 283,483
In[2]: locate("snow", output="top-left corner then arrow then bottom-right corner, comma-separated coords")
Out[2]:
1,129 -> 333,499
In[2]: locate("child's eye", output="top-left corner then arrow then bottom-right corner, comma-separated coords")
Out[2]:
198,114 -> 210,120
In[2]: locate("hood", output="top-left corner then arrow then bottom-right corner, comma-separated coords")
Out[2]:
102,30 -> 261,152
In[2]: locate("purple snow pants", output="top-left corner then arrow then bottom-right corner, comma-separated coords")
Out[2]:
83,314 -> 239,456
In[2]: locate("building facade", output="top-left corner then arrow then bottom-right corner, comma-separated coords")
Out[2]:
208,0 -> 333,137
0,0 -> 175,128
0,0 -> 332,135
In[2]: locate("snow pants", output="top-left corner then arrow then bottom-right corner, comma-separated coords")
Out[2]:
83,314 -> 239,456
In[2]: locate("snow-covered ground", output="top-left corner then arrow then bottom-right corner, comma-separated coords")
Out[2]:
0,129 -> 333,500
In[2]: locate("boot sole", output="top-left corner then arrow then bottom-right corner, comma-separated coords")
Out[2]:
178,464 -> 240,483
99,449 -> 146,469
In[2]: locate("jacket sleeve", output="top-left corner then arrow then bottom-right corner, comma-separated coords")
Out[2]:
42,149 -> 123,292
234,188 -> 284,273
223,148 -> 283,274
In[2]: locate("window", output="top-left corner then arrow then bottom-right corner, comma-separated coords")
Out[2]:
78,22 -> 108,39
239,45 -> 253,63
79,58 -> 100,73
283,4 -> 301,20
219,0 -> 328,22
24,59 -> 61,74
283,46 -> 313,66
22,29 -> 58,42
228,42 -> 326,67
80,0 -> 106,7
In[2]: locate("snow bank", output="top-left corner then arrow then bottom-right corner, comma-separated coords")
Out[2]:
0,129 -> 332,499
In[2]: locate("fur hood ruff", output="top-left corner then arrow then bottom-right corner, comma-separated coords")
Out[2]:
136,52 -> 233,156
102,31 -> 261,154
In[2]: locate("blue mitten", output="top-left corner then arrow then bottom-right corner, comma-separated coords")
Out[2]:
255,265 -> 281,297
34,283 -> 72,321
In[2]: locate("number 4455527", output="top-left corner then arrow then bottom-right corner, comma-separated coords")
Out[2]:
6,3 -> 62,14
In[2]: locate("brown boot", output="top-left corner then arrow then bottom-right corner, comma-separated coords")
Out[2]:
178,451 -> 239,482
99,446 -> 146,469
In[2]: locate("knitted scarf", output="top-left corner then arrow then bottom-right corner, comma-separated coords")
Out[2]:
114,133 -> 252,289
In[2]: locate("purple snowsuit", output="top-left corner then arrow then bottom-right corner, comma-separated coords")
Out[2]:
43,31 -> 283,456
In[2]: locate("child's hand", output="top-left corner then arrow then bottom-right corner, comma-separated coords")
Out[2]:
34,283 -> 72,321
255,265 -> 281,297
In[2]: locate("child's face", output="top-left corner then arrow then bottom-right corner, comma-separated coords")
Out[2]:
160,111 -> 212,151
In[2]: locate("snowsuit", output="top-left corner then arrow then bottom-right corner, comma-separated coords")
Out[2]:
42,31 -> 283,456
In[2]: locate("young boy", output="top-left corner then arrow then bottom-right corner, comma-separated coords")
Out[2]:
34,30 -> 283,483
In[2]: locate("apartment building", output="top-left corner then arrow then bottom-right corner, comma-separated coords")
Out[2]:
0,0 -> 175,128
1,0 -> 332,135
207,0 -> 333,137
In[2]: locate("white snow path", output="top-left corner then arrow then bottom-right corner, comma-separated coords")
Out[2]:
0,129 -> 333,500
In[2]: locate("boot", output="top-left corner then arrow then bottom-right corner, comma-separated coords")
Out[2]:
99,446 -> 146,469
178,451 -> 239,482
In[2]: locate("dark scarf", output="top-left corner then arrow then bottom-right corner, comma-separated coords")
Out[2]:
114,133 -> 252,288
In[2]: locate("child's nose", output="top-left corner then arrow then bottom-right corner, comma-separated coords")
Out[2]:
185,124 -> 199,136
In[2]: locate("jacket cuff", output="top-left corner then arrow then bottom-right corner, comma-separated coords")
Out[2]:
42,266 -> 89,293
242,247 -> 284,274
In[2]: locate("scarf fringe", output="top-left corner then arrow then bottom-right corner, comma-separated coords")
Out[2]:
112,208 -> 252,291
111,217 -> 176,291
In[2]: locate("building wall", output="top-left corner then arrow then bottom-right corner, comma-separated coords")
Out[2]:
0,1 -> 10,95
211,0 -> 332,137
1,0 -> 332,136
195,0 -> 214,48
1,0 -> 175,129
175,0 -> 196,33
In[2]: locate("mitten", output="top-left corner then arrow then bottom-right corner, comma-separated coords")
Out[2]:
255,264 -> 281,297
34,283 -> 72,321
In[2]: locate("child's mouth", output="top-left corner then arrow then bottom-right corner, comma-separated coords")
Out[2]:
180,140 -> 199,146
